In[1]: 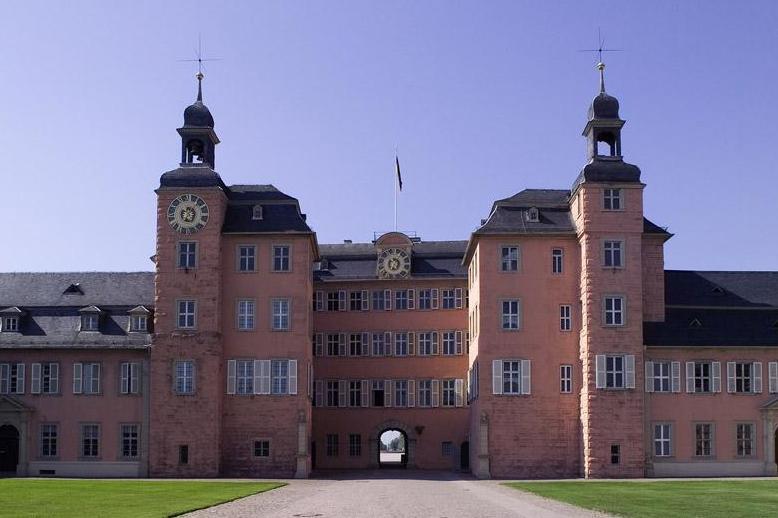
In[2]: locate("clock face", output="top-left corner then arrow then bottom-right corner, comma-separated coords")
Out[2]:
377,248 -> 411,279
167,194 -> 209,234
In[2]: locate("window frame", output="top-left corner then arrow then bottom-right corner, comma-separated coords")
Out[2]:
603,295 -> 626,327
500,299 -> 521,330
236,244 -> 257,273
39,423 -> 58,459
236,298 -> 256,331
271,244 -> 292,272
271,298 -> 291,331
120,423 -> 140,460
653,423 -> 673,458
603,187 -> 623,211
551,248 -> 564,274
735,422 -> 755,457
177,241 -> 198,269
174,359 -> 195,395
80,423 -> 101,460
559,304 -> 572,331
560,364 -> 572,393
253,439 -> 271,458
176,299 -> 197,330
499,245 -> 520,273
694,422 -> 714,457
603,240 -> 625,268
2,316 -> 19,332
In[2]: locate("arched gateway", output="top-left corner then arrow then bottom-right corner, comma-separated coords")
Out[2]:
0,424 -> 20,474
368,421 -> 418,469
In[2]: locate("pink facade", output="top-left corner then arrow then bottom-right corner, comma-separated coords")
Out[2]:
2,71 -> 778,479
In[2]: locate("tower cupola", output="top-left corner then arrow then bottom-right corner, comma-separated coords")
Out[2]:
177,72 -> 220,168
583,62 -> 624,159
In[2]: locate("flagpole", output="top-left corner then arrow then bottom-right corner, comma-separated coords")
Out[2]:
394,147 -> 398,231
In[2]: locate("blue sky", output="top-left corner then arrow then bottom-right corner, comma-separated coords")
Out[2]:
1,1 -> 776,271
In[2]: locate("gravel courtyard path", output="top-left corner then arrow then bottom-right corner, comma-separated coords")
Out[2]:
185,471 -> 607,518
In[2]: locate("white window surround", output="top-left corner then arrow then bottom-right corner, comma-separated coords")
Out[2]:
603,295 -> 626,326
559,305 -> 572,332
501,299 -> 521,330
645,361 -> 681,393
174,360 -> 195,395
176,299 -> 197,330
551,248 -> 564,274
73,362 -> 101,395
603,240 -> 624,268
252,205 -> 263,221
560,364 -> 572,393
177,241 -> 197,269
727,361 -> 763,394
271,298 -> 291,331
595,354 -> 635,390
226,359 -> 297,395
499,245 -> 520,272
686,361 -> 722,393
30,362 -> 60,395
236,299 -> 256,331
120,362 -> 141,395
654,423 -> 672,457
603,187 -> 623,211
237,245 -> 257,272
492,359 -> 531,395
272,244 -> 292,272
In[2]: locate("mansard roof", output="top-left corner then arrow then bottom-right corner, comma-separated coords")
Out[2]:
645,270 -> 778,348
315,240 -> 467,281
0,272 -> 154,307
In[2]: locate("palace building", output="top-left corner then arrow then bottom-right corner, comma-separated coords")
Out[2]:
2,66 -> 778,479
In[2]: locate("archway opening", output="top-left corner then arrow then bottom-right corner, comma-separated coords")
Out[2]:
379,429 -> 407,468
0,425 -> 19,474
774,428 -> 778,468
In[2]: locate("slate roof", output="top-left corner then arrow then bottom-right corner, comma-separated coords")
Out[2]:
645,270 -> 778,348
570,158 -> 642,193
0,272 -> 154,349
315,241 -> 467,281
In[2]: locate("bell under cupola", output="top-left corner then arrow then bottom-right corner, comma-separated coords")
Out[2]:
177,72 -> 220,168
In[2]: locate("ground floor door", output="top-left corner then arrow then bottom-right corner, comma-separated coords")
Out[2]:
0,425 -> 19,473
379,429 -> 407,468
774,429 -> 778,468
460,441 -> 470,471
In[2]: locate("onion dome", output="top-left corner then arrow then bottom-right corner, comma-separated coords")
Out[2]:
587,62 -> 620,120
183,72 -> 215,128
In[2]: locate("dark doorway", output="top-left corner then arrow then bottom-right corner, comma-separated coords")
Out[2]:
311,441 -> 316,471
0,425 -> 19,474
774,429 -> 778,468
460,441 -> 470,471
379,429 -> 407,468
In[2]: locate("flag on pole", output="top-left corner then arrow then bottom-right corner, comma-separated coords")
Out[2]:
395,155 -> 403,191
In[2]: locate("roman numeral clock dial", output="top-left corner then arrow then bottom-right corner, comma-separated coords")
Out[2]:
167,194 -> 209,234
377,248 -> 411,279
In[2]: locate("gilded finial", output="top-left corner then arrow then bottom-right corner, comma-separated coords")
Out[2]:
597,62 -> 606,94
196,72 -> 203,102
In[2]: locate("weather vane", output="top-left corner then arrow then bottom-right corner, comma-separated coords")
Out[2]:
579,29 -> 623,93
178,35 -> 222,79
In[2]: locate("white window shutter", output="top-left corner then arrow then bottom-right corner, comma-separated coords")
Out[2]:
384,332 -> 393,356
227,359 -> 237,394
492,360 -> 503,395
308,363 -> 313,398
769,362 -> 778,394
361,379 -> 370,407
455,288 -> 463,309
0,364 -> 8,394
338,290 -> 347,311
315,333 -> 324,356
712,362 -> 722,393
455,331 -> 463,355
595,355 -> 606,389
338,380 -> 347,407
625,355 -> 635,389
338,333 -> 346,356
431,379 -> 440,407
671,361 -> 681,393
384,290 -> 392,311
73,363 -> 83,394
431,289 -> 439,309
521,359 -> 531,394
408,332 -> 415,356
315,291 -> 324,312
253,360 -> 262,394
50,363 -> 60,394
16,364 -> 24,394
288,360 -> 298,395
432,332 -> 439,355
361,290 -> 369,311
259,360 -> 271,394
727,362 -> 736,393
644,361 -> 654,393
362,332 -> 371,356
408,380 -> 416,407
120,362 -> 130,394
314,380 -> 323,407
31,363 -> 41,394
385,380 -> 393,407
131,363 -> 140,394
753,362 -> 762,394
455,379 -> 464,407
686,362 -> 695,393
408,289 -> 416,310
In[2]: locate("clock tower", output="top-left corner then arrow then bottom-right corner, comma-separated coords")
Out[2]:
149,74 -> 229,476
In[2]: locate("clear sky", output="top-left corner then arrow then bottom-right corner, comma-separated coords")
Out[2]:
1,1 -> 776,272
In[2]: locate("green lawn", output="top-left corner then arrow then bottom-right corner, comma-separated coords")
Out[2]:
506,480 -> 778,518
0,479 -> 284,518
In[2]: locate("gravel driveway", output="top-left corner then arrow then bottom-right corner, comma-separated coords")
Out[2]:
185,471 -> 607,518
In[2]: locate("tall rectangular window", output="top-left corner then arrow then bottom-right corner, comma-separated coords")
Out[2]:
736,423 -> 754,457
552,248 -> 563,274
272,298 -> 290,330
178,242 -> 197,268
372,380 -> 385,407
605,356 -> 625,388
394,290 -> 409,310
735,363 -> 753,393
326,292 -> 339,312
603,240 -> 623,267
349,380 -> 361,407
74,362 -> 101,394
442,379 -> 455,407
653,362 -> 671,392
236,360 -> 254,394
326,334 -> 340,356
603,188 -> 622,210
611,444 -> 620,464
349,434 -> 362,457
270,360 -> 289,394
371,333 -> 385,356
394,333 -> 408,356
418,289 -> 433,310
349,333 -> 363,356
560,365 -> 572,393
120,362 -> 140,395
604,296 -> 624,326
349,291 -> 363,311
694,362 -> 712,393
0,363 -> 25,394
417,332 -> 435,355
326,381 -> 339,407
560,305 -> 572,331
179,445 -> 189,465
501,300 -> 520,330
175,360 -> 195,395
442,331 -> 456,355
654,424 -> 672,457
272,245 -> 290,272
237,300 -> 255,330
501,246 -> 519,272
418,380 -> 432,407
121,424 -> 139,459
41,363 -> 60,394
695,423 -> 713,456
326,434 -> 339,457
442,289 -> 456,309
394,380 -> 408,407
238,245 -> 256,272
81,424 -> 100,458
40,424 -> 58,457
372,290 -> 387,310
177,300 -> 196,329
502,360 -> 521,394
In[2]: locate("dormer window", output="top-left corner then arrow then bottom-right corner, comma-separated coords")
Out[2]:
526,207 -> 540,223
128,306 -> 151,333
1,316 -> 19,332
63,283 -> 84,295
79,306 -> 102,332
252,205 -> 263,221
